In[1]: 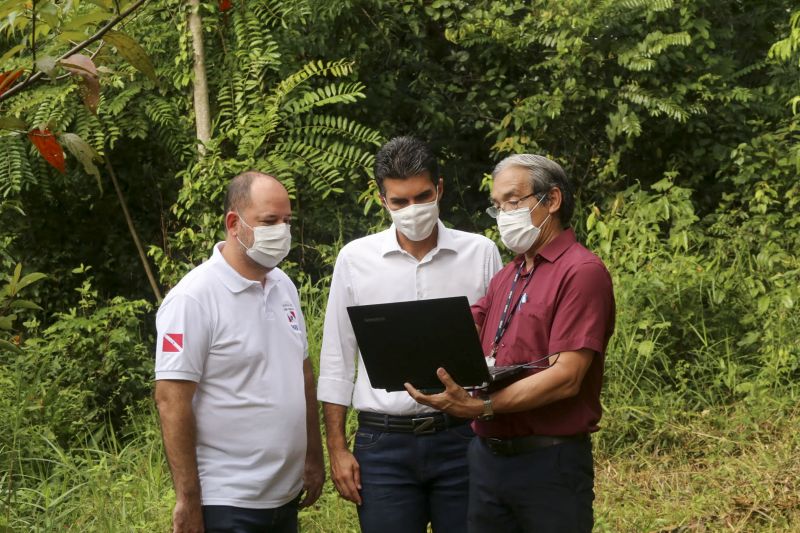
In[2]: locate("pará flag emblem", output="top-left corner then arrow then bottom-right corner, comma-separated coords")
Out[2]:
162,333 -> 184,353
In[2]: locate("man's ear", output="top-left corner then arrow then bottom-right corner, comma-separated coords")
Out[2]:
545,187 -> 562,215
437,178 -> 444,200
225,211 -> 240,236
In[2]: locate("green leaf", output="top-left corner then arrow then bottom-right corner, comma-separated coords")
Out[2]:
756,295 -> 770,315
38,11 -> 61,30
0,116 -> 27,130
1,44 -> 25,62
0,338 -> 21,354
637,340 -> 655,358
0,315 -> 16,330
63,11 -> 111,31
17,272 -> 47,291
11,263 -> 22,288
102,30 -> 158,82
60,133 -> 103,187
9,300 -> 42,311
36,56 -> 58,77
58,30 -> 90,43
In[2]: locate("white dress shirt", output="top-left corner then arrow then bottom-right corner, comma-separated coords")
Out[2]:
318,221 -> 502,415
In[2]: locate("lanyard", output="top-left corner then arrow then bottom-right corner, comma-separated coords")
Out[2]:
489,260 -> 535,358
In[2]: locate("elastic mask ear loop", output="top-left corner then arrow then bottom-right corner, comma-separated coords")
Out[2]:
236,212 -> 254,251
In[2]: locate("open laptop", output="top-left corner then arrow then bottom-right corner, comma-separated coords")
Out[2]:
347,296 -> 526,392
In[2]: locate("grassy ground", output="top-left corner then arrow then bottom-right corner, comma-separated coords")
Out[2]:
299,400 -> 800,532
594,401 -> 800,532
4,400 -> 798,531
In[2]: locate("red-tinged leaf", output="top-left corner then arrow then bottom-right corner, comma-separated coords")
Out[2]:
27,128 -> 65,173
0,68 -> 24,96
78,76 -> 101,112
61,54 -> 98,77
61,54 -> 101,113
219,0 -> 232,12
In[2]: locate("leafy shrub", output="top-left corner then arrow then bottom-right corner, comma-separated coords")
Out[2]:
588,175 -> 799,420
1,276 -> 153,449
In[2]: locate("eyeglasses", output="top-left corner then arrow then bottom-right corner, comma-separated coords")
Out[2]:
485,193 -> 538,219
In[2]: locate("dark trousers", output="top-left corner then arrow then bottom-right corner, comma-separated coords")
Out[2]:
353,422 -> 474,533
467,436 -> 594,533
202,497 -> 299,533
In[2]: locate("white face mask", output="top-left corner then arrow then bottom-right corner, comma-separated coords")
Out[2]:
386,191 -> 440,242
237,215 -> 291,268
496,196 -> 550,254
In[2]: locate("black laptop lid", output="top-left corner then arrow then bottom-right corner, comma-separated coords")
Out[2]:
346,296 -> 491,391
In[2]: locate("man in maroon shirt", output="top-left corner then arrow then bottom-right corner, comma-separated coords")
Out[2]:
406,154 -> 615,532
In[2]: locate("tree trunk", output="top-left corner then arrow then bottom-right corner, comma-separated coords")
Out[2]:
188,0 -> 211,154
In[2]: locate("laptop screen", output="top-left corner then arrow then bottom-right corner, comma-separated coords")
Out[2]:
347,296 -> 492,391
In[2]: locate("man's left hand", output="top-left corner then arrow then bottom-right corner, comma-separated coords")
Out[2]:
405,367 -> 483,419
299,456 -> 325,508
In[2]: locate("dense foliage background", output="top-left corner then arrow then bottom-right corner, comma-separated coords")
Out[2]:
1,0 -> 799,530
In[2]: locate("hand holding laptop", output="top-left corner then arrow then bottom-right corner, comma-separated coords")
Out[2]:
405,367 -> 485,419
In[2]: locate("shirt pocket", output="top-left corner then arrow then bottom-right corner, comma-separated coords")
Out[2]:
504,298 -> 553,364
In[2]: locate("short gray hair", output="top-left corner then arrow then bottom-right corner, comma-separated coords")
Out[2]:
492,154 -> 575,227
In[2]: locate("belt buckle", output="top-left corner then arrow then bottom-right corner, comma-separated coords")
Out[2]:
412,416 -> 437,435
486,437 -> 512,455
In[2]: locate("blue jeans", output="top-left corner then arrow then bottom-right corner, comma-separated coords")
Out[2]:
353,422 -> 474,533
202,496 -> 299,533
467,436 -> 594,533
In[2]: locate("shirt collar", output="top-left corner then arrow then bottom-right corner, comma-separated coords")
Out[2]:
210,242 -> 264,293
380,220 -> 455,256
513,227 -> 577,266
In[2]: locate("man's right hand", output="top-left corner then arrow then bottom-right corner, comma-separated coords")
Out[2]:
329,446 -> 362,505
172,497 -> 204,533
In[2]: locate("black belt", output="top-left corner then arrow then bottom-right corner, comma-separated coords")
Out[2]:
358,411 -> 470,435
480,433 -> 589,456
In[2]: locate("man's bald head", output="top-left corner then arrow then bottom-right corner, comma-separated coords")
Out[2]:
224,171 -> 285,215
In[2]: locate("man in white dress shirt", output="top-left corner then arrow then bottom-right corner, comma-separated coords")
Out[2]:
318,137 -> 502,532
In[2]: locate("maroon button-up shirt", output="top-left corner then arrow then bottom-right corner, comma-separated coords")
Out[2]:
471,228 -> 615,438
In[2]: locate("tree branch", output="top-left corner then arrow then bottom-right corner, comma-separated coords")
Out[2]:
104,152 -> 163,303
0,0 -> 149,104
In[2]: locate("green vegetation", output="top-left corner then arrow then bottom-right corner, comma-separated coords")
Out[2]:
1,0 -> 799,530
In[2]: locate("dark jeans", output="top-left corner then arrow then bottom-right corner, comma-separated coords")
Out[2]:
202,496 -> 299,533
467,436 -> 594,533
353,422 -> 474,533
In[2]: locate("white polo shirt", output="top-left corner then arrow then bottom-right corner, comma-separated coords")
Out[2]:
318,221 -> 502,415
155,243 -> 307,509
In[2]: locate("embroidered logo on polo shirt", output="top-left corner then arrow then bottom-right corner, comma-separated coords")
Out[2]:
282,302 -> 301,332
161,333 -> 184,353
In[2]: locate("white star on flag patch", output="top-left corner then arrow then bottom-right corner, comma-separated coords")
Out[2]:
162,333 -> 184,353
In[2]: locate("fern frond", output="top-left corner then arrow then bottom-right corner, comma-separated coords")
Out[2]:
283,82 -> 366,114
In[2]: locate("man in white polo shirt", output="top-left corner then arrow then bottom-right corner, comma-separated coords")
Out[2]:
155,171 -> 324,533
318,137 -> 502,532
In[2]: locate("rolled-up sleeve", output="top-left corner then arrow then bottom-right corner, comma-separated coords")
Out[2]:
548,261 -> 615,355
317,252 -> 359,406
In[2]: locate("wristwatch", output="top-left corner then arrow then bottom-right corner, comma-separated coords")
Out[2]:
478,395 -> 494,421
